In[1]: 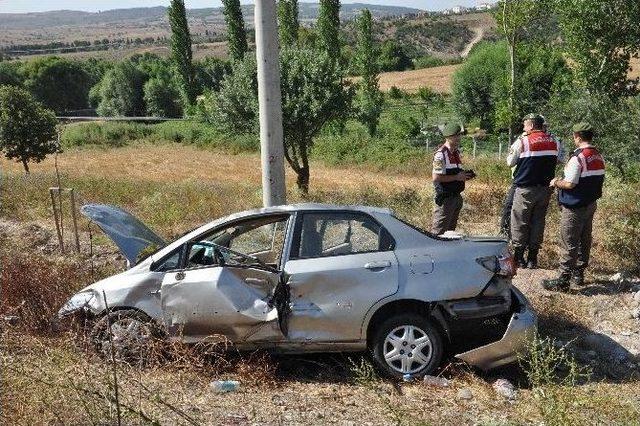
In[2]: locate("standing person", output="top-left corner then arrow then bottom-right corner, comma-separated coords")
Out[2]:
543,122 -> 605,291
431,123 -> 475,235
499,116 -> 565,238
507,113 -> 559,268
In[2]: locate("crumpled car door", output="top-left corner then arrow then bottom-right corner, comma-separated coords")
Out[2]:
160,265 -> 287,343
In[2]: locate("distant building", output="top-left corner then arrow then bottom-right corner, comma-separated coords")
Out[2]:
451,6 -> 466,14
475,2 -> 494,11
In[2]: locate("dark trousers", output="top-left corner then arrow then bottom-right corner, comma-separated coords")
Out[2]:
511,186 -> 553,251
500,183 -> 516,238
559,202 -> 597,274
432,194 -> 463,235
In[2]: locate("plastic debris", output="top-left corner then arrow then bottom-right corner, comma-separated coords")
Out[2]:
210,380 -> 240,393
422,375 -> 451,388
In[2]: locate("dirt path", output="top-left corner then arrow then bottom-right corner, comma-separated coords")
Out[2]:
461,27 -> 485,58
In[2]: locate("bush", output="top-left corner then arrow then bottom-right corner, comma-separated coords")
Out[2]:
387,86 -> 405,100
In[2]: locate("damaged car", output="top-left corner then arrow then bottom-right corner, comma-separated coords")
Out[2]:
59,203 -> 536,378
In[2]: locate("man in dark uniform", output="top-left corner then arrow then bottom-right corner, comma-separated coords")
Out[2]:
507,113 -> 559,268
431,123 -> 475,235
543,122 -> 605,291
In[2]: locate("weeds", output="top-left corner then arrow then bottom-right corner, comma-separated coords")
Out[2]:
520,336 -> 592,426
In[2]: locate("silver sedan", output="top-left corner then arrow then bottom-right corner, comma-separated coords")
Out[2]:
59,203 -> 536,378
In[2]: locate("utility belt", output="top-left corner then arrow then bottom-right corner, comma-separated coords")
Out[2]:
516,183 -> 549,189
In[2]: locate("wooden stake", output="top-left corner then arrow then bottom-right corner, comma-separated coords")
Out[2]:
49,188 -> 64,252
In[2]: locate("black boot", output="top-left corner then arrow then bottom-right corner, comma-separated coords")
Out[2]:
514,247 -> 527,269
542,273 -> 571,292
526,249 -> 539,269
571,269 -> 585,286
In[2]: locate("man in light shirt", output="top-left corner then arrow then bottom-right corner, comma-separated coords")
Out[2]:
507,114 -> 559,269
543,122 -> 605,291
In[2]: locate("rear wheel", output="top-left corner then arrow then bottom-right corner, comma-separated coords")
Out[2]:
371,314 -> 443,379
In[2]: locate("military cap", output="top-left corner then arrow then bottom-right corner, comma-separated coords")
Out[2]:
523,113 -> 543,122
442,122 -> 465,137
572,122 -> 593,133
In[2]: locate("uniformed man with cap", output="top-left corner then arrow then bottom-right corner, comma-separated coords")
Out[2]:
543,122 -> 605,291
431,123 -> 475,235
507,113 -> 559,268
499,116 -> 565,239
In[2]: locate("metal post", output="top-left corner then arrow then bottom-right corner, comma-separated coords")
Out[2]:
473,136 -> 477,159
254,0 -> 286,207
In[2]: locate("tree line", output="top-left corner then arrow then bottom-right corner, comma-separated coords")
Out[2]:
1,0 -> 639,189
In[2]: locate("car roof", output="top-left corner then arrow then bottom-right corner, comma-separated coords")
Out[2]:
225,203 -> 394,219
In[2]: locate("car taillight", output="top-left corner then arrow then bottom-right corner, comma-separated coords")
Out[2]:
497,253 -> 517,277
476,253 -> 517,277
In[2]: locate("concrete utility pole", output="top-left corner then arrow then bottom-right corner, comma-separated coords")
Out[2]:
254,0 -> 287,207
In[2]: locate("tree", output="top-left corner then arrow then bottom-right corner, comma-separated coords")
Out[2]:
554,0 -> 640,97
193,57 -> 231,93
0,62 -> 22,87
202,48 -> 353,193
278,0 -> 299,47
20,56 -> 93,114
378,40 -> 413,72
452,41 -> 570,132
167,0 -> 196,106
0,85 -> 58,174
144,71 -> 183,118
222,0 -> 249,61
546,91 -> 640,179
353,9 -> 383,136
316,0 -> 341,58
494,0 -> 538,141
95,61 -> 146,117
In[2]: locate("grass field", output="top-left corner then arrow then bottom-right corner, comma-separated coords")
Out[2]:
1,143 -> 639,424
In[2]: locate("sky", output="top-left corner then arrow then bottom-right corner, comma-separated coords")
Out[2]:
0,1 -> 489,14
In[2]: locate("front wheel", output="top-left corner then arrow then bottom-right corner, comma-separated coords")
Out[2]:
90,309 -> 162,363
371,314 -> 443,379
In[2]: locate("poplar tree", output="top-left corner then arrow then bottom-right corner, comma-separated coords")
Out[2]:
222,0 -> 249,61
167,0 -> 196,106
316,0 -> 341,58
353,9 -> 383,136
278,0 -> 299,47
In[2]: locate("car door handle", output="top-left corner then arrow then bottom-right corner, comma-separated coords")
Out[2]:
245,277 -> 270,285
364,261 -> 391,270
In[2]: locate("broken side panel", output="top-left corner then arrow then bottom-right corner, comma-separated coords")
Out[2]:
160,266 -> 284,343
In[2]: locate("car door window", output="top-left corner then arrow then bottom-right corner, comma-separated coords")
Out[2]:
296,212 -> 394,259
184,215 -> 289,269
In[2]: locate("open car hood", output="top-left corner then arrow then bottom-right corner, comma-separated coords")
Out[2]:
81,204 -> 166,266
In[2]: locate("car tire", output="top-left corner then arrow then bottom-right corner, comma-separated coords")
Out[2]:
371,314 -> 443,379
90,309 -> 162,364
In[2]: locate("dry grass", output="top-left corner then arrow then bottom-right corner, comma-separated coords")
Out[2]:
378,65 -> 460,94
1,144 -> 639,424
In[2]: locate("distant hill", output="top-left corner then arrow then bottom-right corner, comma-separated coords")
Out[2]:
0,3 -> 424,30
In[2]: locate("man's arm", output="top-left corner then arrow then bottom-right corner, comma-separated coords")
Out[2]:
506,138 -> 523,167
550,156 -> 580,189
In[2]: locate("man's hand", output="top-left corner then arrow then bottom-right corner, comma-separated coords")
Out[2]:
549,177 -> 558,188
456,172 -> 471,182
